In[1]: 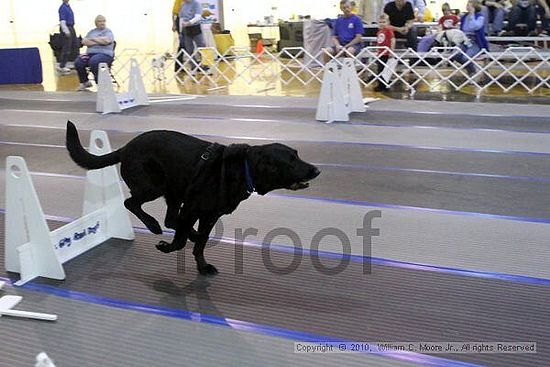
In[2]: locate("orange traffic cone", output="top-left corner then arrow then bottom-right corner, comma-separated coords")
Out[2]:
256,39 -> 264,55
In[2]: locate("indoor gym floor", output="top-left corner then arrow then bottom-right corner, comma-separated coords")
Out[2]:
0,91 -> 549,367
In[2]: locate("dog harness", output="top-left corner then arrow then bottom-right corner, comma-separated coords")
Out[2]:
197,143 -> 255,194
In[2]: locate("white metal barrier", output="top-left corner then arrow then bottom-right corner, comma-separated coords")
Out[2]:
5,130 -> 134,286
111,46 -> 550,97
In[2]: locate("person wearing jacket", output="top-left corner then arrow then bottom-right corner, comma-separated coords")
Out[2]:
457,0 -> 488,76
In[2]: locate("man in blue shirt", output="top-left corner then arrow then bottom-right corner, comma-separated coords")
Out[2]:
58,0 -> 78,73
74,15 -> 115,91
324,0 -> 365,62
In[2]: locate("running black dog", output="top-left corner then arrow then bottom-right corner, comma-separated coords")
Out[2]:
65,121 -> 320,275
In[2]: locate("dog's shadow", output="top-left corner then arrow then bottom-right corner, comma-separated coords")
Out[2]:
154,277 -> 267,364
152,276 -> 224,317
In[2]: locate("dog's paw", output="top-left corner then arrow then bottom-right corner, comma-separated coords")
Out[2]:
147,221 -> 163,235
198,264 -> 218,276
156,240 -> 183,253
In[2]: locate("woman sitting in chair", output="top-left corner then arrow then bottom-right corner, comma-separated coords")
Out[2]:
75,15 -> 115,91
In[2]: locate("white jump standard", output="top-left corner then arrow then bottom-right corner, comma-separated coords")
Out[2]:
4,129 -> 135,286
96,57 -> 149,114
316,58 -> 366,123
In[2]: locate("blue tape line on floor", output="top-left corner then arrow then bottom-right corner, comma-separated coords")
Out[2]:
0,277 -> 483,367
1,208 -> 549,287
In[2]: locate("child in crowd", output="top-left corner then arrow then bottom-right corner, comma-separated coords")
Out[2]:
438,3 -> 460,29
375,13 -> 396,91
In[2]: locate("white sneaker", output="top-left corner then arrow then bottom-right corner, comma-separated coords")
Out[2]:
76,81 -> 93,91
57,66 -> 72,75
66,61 -> 75,69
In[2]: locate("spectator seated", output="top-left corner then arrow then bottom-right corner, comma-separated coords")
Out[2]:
74,15 -> 115,91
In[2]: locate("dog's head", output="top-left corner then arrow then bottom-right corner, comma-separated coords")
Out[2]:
248,143 -> 320,195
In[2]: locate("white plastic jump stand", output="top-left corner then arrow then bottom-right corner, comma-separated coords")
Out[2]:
36,352 -> 57,367
341,58 -> 366,114
316,61 -> 348,123
96,58 -> 149,114
316,58 -> 365,123
4,130 -> 135,286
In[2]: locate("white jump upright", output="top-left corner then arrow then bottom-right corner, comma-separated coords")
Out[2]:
96,58 -> 149,114
34,352 -> 55,367
36,353 -> 57,367
5,129 -> 135,286
316,58 -> 366,123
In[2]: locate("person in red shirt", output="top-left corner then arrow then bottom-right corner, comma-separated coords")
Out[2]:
375,13 -> 395,92
438,3 -> 460,30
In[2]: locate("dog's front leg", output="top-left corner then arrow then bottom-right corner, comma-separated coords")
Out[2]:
193,215 -> 220,276
156,210 -> 198,253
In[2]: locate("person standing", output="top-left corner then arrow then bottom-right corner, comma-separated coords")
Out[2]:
172,0 -> 185,72
180,0 -> 206,70
58,0 -> 78,74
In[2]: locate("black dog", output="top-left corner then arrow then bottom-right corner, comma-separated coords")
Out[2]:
65,121 -> 320,275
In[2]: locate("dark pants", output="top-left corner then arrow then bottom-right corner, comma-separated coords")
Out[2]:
509,5 -> 537,32
452,43 -> 481,75
183,28 -> 205,66
59,25 -> 78,67
74,53 -> 114,83
482,6 -> 506,33
175,16 -> 185,72
395,26 -> 417,50
537,5 -> 550,31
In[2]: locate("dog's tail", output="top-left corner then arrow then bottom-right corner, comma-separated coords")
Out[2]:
66,120 -> 121,170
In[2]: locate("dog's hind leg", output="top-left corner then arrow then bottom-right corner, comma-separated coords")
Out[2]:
121,160 -> 165,234
193,215 -> 220,276
156,209 -> 198,253
124,192 -> 163,234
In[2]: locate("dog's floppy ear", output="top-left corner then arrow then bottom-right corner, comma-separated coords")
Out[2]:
223,144 -> 250,161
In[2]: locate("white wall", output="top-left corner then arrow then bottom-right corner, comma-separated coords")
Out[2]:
0,0 -> 174,51
222,0 -> 342,47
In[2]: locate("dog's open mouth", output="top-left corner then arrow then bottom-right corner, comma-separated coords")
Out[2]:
289,182 -> 310,190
